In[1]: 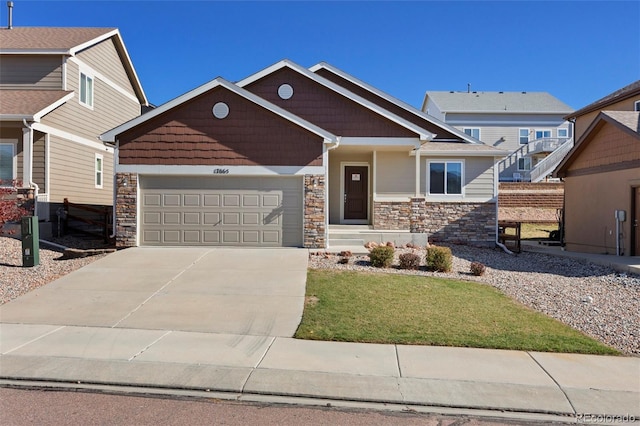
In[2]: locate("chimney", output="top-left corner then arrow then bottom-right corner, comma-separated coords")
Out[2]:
7,1 -> 14,29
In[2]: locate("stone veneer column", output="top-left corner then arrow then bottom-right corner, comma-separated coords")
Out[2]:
115,172 -> 138,248
409,197 -> 427,233
303,175 -> 326,249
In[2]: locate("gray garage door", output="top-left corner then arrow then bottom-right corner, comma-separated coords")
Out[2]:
139,176 -> 303,247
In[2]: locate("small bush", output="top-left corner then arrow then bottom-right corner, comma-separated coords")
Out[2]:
470,261 -> 486,276
368,245 -> 395,268
398,252 -> 421,270
425,246 -> 452,273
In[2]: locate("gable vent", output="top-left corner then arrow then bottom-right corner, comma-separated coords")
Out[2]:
212,102 -> 229,119
278,84 -> 294,100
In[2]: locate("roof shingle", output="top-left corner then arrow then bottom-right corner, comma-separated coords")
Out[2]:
0,27 -> 115,51
425,91 -> 574,114
0,90 -> 72,117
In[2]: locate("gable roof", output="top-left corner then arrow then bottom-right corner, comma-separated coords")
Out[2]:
237,59 -> 434,141
309,62 -> 481,144
100,77 -> 338,144
564,80 -> 640,120
0,90 -> 74,121
423,91 -> 573,114
554,111 -> 640,178
0,27 -> 148,106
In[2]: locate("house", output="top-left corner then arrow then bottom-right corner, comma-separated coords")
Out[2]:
555,81 -> 640,257
101,60 -> 507,249
0,27 -> 148,230
422,91 -> 574,182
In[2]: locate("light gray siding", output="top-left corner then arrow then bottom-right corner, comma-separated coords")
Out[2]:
375,151 -> 415,197
32,132 -> 46,190
76,38 -> 137,98
48,135 -> 113,205
0,55 -> 62,89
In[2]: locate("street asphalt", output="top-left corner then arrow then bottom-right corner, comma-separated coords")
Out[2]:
1,247 -> 638,424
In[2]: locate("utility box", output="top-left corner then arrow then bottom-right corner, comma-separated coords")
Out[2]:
21,215 -> 40,267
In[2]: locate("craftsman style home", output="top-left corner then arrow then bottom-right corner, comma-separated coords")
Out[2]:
102,60 -> 507,249
0,27 -> 148,226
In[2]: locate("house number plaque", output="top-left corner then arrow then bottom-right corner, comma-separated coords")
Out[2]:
213,168 -> 230,174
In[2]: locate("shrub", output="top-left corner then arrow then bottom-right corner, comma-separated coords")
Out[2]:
0,180 -> 30,234
470,261 -> 486,276
425,246 -> 452,273
338,257 -> 350,265
398,252 -> 421,270
368,245 -> 395,268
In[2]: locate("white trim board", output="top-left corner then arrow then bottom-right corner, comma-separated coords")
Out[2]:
116,164 -> 325,176
31,122 -> 114,153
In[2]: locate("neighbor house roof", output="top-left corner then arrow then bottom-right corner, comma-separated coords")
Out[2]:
564,80 -> 640,120
309,62 -> 481,144
0,27 -> 148,106
237,59 -> 435,141
101,77 -> 338,144
0,90 -> 74,121
554,111 -> 640,178
423,91 -> 574,114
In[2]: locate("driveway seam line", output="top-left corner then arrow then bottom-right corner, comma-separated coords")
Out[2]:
127,330 -> 173,361
111,250 -> 213,328
2,325 -> 66,355
241,336 -> 277,393
526,351 -> 576,415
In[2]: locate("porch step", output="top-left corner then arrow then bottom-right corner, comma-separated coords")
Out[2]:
328,238 -> 365,247
328,227 -> 428,251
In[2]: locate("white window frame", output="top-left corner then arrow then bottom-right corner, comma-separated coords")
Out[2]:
80,70 -> 94,109
517,156 -> 532,171
95,153 -> 103,189
535,129 -> 552,140
463,128 -> 480,140
557,128 -> 569,138
427,160 -> 464,197
0,140 -> 18,185
634,100 -> 640,112
519,128 -> 530,144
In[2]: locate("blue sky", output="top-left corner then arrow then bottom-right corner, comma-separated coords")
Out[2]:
7,1 -> 639,110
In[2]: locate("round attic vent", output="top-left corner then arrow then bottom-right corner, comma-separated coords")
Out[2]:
212,102 -> 229,119
278,84 -> 294,100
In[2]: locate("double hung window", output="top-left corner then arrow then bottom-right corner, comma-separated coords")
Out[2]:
429,161 -> 463,195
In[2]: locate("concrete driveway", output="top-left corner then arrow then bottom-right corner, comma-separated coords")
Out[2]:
0,247 -> 308,337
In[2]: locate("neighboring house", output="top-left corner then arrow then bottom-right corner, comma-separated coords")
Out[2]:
422,91 -> 574,182
555,81 -> 640,257
101,60 -> 507,249
0,27 -> 148,226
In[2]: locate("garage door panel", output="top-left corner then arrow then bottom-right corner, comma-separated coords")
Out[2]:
140,177 -> 303,247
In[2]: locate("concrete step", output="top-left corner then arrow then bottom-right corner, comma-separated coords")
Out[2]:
328,238 -> 365,247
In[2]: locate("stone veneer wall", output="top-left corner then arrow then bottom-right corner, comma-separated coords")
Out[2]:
411,199 -> 496,246
373,201 -> 411,230
115,172 -> 138,248
303,175 -> 326,248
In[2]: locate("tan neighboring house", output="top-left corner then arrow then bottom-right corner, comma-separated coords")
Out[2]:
555,81 -> 640,256
0,27 -> 148,230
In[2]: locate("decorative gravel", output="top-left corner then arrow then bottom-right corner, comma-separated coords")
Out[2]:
0,236 -> 108,305
309,244 -> 640,355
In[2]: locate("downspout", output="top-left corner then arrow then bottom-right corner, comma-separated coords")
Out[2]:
493,154 -> 514,255
22,119 -> 39,217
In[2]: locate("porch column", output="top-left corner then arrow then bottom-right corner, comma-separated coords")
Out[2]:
22,125 -> 33,186
414,148 -> 421,197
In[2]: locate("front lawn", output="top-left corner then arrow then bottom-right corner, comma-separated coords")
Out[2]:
295,270 -> 619,355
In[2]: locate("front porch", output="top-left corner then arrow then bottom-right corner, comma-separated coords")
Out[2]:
327,224 -> 429,253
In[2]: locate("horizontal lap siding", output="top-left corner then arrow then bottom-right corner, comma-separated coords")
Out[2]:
375,151 -> 414,196
245,68 -> 416,138
464,157 -> 496,199
0,55 -> 62,89
118,87 -> 324,166
76,38 -> 136,96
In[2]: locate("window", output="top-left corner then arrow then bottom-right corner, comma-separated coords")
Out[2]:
80,72 -> 94,107
635,100 -> 640,112
518,156 -> 532,171
535,129 -> 551,139
95,154 -> 103,188
558,128 -> 568,138
0,142 -> 16,184
463,128 -> 480,139
519,129 -> 530,144
429,161 -> 463,195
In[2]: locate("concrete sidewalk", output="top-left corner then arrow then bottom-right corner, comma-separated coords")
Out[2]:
1,324 -> 638,423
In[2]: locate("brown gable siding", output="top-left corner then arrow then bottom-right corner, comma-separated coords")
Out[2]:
313,68 -> 460,140
568,122 -> 640,173
118,86 -> 324,166
244,68 -> 416,138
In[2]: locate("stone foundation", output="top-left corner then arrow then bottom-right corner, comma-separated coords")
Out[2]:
373,201 -> 411,230
115,172 -> 137,248
303,175 -> 326,248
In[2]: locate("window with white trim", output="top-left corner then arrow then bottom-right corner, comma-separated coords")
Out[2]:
518,156 -> 532,171
535,129 -> 551,139
0,142 -> 16,184
557,128 -> 568,138
634,100 -> 640,111
519,128 -> 530,144
429,161 -> 463,195
95,154 -> 103,188
463,128 -> 480,139
80,72 -> 94,108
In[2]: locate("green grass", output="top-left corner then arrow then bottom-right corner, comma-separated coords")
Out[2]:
296,270 -> 619,355
520,223 -> 559,240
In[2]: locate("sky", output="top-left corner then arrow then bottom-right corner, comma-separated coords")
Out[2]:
4,1 -> 639,111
